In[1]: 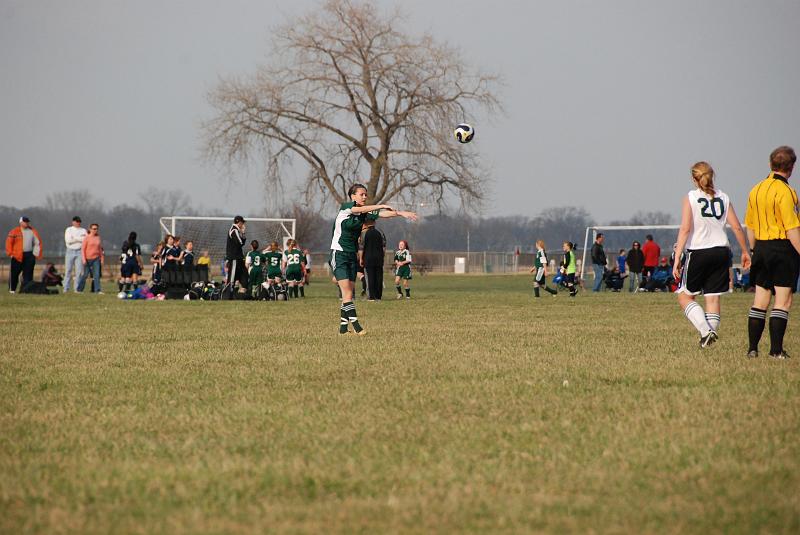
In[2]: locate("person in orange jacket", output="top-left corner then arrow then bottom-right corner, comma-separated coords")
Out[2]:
5,216 -> 43,293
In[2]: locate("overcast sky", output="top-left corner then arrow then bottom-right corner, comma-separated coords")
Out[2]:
1,0 -> 799,222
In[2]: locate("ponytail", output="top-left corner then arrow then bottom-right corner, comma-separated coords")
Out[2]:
691,161 -> 715,196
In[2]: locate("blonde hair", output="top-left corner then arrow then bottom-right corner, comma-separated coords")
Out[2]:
536,239 -> 545,249
691,161 -> 716,196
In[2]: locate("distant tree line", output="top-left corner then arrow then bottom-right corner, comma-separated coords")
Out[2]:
2,190 -> 681,258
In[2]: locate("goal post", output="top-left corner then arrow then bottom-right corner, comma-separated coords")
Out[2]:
158,216 -> 296,267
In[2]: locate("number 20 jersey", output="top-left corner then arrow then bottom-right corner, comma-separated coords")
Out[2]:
687,188 -> 730,250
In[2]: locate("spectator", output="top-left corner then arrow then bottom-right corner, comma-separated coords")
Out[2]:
183,240 -> 195,267
41,263 -> 63,288
63,216 -> 86,292
196,249 -> 211,267
590,233 -> 607,292
641,234 -> 661,281
361,218 -> 387,300
303,248 -> 312,285
617,249 -> 627,276
77,223 -> 104,294
604,265 -> 626,291
5,216 -> 43,294
644,257 -> 672,292
626,241 -> 644,292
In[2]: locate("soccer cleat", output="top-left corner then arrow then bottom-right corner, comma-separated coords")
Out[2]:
355,329 -> 367,336
9,290 -> 15,294
699,331 -> 718,348
768,351 -> 791,360
746,350 -> 759,359
396,294 -> 403,299
405,296 -> 410,300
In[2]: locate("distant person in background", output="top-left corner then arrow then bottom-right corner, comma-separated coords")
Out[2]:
41,263 -> 63,289
626,241 -> 644,292
590,233 -> 607,292
641,234 -> 661,281
245,240 -> 266,299
362,218 -> 386,300
644,257 -> 672,292
394,240 -> 413,299
63,216 -> 87,292
603,265 -> 625,291
151,240 -> 165,283
531,239 -> 557,297
303,248 -> 312,285
225,215 -> 248,290
560,241 -> 578,297
162,235 -> 179,270
5,216 -> 43,294
77,223 -> 104,294
173,236 -> 184,264
182,240 -> 195,267
119,231 -> 143,292
196,249 -> 211,267
617,249 -> 627,276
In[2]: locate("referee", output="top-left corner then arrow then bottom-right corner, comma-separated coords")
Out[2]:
744,146 -> 800,359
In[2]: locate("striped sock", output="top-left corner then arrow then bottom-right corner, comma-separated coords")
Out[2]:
343,301 -> 363,333
769,309 -> 789,355
705,312 -> 720,333
748,307 -> 767,352
684,301 -> 711,337
339,303 -> 349,334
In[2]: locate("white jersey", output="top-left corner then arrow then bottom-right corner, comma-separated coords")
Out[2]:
686,188 -> 730,250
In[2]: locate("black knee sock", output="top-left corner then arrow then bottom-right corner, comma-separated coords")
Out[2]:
299,286 -> 304,297
769,309 -> 789,355
545,286 -> 557,295
340,303 -> 349,333
405,288 -> 410,297
748,307 -> 767,352
534,286 -> 540,297
118,282 -> 124,292
396,285 -> 402,295
124,282 -> 131,292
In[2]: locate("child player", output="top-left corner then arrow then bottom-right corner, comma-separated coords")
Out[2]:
283,239 -> 306,298
245,240 -> 266,299
530,240 -> 557,297
394,240 -> 412,299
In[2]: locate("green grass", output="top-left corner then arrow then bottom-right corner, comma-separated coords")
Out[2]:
1,275 -> 798,534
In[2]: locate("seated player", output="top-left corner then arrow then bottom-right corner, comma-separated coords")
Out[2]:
283,239 -> 306,298
603,265 -> 626,291
41,263 -> 63,288
645,257 -> 673,292
245,240 -> 266,299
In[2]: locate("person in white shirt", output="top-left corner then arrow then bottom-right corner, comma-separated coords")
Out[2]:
63,216 -> 87,292
673,162 -> 751,348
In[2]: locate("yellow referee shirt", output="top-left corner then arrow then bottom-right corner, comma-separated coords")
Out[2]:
744,172 -> 800,240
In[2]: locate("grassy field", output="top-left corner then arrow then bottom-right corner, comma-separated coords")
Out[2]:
1,275 -> 798,534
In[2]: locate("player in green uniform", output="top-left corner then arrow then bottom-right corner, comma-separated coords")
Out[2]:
263,241 -> 284,286
394,240 -> 413,299
282,239 -> 306,298
530,239 -> 557,297
560,241 -> 579,297
245,240 -> 267,299
331,183 -> 417,334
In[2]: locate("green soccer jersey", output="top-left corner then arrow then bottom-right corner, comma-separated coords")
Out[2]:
394,249 -> 412,265
330,201 -> 379,253
264,251 -> 283,277
534,249 -> 547,269
247,251 -> 266,285
284,248 -> 305,272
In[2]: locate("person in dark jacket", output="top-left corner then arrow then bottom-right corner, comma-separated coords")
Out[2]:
590,233 -> 607,292
644,257 -> 673,292
361,219 -> 386,300
626,241 -> 645,292
225,215 -> 248,290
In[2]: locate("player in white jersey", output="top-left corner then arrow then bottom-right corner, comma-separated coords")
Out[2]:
673,162 -> 751,348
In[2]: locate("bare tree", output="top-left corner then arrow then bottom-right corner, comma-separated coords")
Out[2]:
44,189 -> 103,213
138,187 -> 194,216
204,0 -> 499,208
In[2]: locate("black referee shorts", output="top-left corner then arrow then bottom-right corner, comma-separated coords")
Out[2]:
750,239 -> 800,290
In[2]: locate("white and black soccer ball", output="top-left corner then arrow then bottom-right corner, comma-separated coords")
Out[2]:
454,123 -> 474,144
117,291 -> 127,299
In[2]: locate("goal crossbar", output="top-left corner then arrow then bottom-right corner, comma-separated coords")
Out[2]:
159,216 -> 296,240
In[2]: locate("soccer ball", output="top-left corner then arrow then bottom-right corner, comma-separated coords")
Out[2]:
117,291 -> 127,299
454,123 -> 474,144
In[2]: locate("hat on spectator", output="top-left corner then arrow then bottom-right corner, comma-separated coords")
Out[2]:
19,216 -> 30,223
233,215 -> 246,224
72,216 -> 81,222
660,256 -> 668,263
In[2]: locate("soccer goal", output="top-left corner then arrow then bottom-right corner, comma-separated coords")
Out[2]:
159,216 -> 296,265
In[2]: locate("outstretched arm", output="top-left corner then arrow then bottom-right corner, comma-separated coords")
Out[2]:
726,204 -> 751,270
379,209 -> 418,222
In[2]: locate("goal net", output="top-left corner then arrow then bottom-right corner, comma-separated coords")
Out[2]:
159,216 -> 296,269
